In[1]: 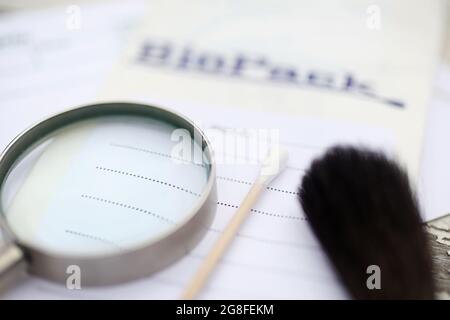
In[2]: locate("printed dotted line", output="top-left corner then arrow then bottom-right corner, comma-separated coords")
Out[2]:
81,194 -> 176,224
217,176 -> 252,185
250,208 -> 305,221
96,166 -> 201,197
110,142 -> 303,172
110,143 -> 206,167
216,201 -> 239,209
213,152 -> 304,172
216,201 -> 305,221
266,186 -> 299,196
217,176 -> 299,195
207,227 -> 313,250
65,229 -> 123,250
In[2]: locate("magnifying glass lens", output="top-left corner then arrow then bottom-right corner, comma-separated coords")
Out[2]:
1,115 -> 209,257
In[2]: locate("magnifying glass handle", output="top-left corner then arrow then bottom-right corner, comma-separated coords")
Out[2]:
0,238 -> 26,294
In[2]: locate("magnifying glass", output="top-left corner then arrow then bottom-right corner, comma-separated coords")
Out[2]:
0,102 -> 216,291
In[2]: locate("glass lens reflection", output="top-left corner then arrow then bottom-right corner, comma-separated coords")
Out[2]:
1,116 -> 209,256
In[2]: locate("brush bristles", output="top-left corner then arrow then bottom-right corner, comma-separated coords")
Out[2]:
299,146 -> 434,299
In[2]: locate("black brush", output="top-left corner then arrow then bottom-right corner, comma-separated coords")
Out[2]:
299,146 -> 434,299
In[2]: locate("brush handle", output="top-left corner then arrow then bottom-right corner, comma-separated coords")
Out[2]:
181,182 -> 265,300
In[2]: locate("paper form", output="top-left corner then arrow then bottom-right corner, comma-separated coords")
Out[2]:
419,64 -> 450,220
2,99 -> 395,299
98,0 -> 446,180
0,0 -> 145,150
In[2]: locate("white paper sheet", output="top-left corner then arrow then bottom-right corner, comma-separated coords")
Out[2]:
3,99 -> 396,299
0,0 -> 145,149
419,64 -> 450,220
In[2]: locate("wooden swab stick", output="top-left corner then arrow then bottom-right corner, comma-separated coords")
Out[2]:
181,147 -> 289,300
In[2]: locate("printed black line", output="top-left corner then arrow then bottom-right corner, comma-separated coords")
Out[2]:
110,143 -> 206,167
187,252 -> 333,282
205,126 -> 321,151
266,186 -> 299,195
217,201 -> 239,209
250,208 -> 306,221
65,229 -> 123,250
217,176 -> 252,185
81,194 -> 176,224
66,228 -> 326,286
96,166 -> 202,197
214,151 -> 305,172
207,227 -> 315,251
110,142 -> 305,172
217,175 -> 299,195
216,201 -> 306,221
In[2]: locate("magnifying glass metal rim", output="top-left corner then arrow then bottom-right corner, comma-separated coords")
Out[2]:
0,102 -> 217,288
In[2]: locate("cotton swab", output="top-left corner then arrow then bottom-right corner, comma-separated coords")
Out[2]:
181,147 -> 289,299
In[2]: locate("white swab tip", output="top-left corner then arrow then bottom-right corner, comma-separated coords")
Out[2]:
259,147 -> 289,185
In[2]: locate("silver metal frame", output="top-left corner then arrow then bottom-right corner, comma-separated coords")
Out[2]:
0,102 -> 217,289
